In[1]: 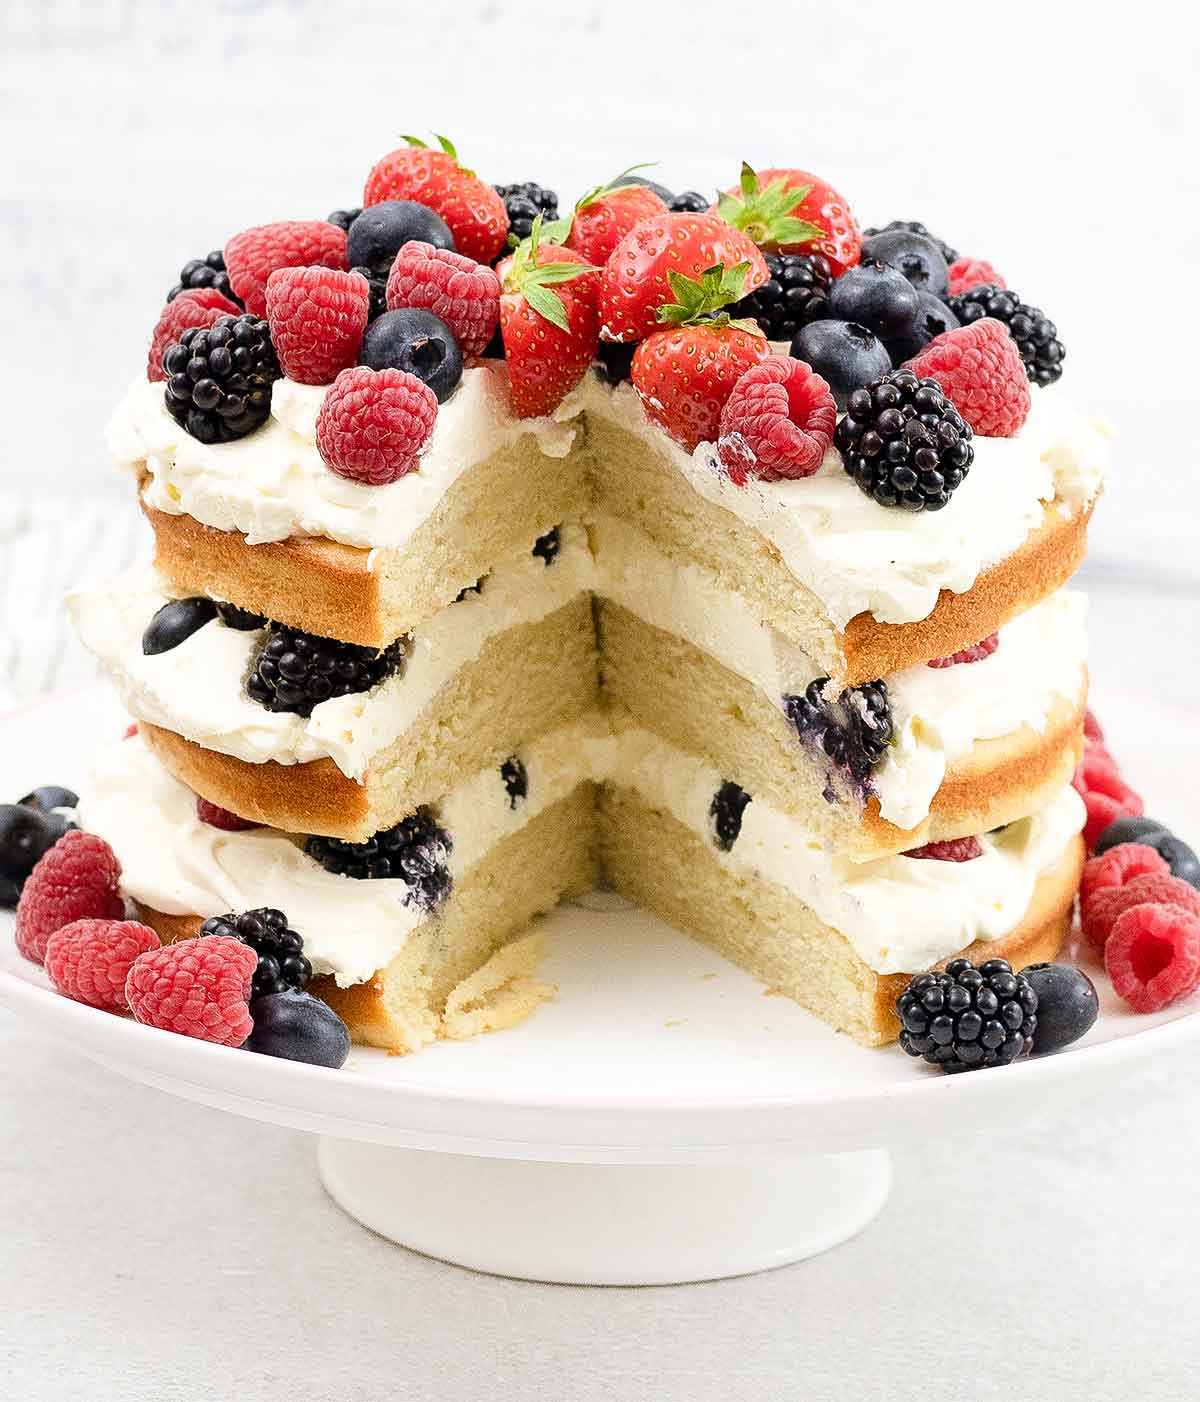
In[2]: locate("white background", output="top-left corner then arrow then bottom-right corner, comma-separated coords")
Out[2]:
2,2 -> 1199,1397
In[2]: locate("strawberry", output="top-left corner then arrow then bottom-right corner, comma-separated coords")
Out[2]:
598,212 -> 768,343
363,134 -> 508,265
559,166 -> 668,267
499,218 -> 599,419
631,262 -> 769,451
715,162 -> 861,276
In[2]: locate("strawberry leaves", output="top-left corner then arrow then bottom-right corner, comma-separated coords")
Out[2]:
502,216 -> 596,332
656,262 -> 760,333
717,161 -> 824,249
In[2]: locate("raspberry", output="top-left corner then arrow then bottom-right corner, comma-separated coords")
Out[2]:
224,220 -> 349,318
315,367 -> 438,486
196,797 -> 258,832
1083,874 -> 1200,951
147,289 -> 241,382
1105,903 -> 1200,1013
1083,790 -> 1127,852
1080,842 -> 1170,906
1084,709 -> 1105,743
927,633 -> 1000,668
904,318 -> 1031,437
125,936 -> 257,1046
902,836 -> 983,861
1079,748 -> 1143,814
44,918 -> 160,1010
264,267 -> 370,385
15,831 -> 124,965
947,258 -> 1006,298
123,722 -> 139,739
717,355 -> 836,482
385,241 -> 501,358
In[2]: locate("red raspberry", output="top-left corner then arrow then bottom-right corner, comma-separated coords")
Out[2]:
125,936 -> 257,1046
717,355 -> 836,482
315,367 -> 439,486
147,289 -> 241,382
902,836 -> 983,862
927,633 -> 1000,668
1079,748 -> 1143,814
196,797 -> 257,832
1083,709 -> 1105,743
1083,790 -> 1128,852
224,221 -> 349,318
385,241 -> 501,358
1083,874 -> 1200,951
904,318 -> 1031,437
265,267 -> 370,385
947,258 -> 1006,298
44,918 -> 160,1010
1105,902 -> 1200,1013
123,722 -> 139,739
15,831 -> 124,965
1080,842 -> 1170,905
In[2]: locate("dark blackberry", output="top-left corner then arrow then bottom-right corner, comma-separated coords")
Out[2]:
668,190 -> 710,213
167,250 -> 241,306
834,370 -> 973,512
532,527 -> 560,566
247,625 -> 407,717
199,906 -> 311,1001
710,782 -> 751,851
594,341 -> 636,385
216,601 -> 266,631
327,207 -> 362,233
305,809 -> 452,911
142,597 -> 216,655
862,220 -> 958,267
784,679 -> 894,790
349,265 -> 388,322
500,756 -> 528,809
731,252 -> 832,341
896,957 -> 1038,1073
162,314 -> 281,445
494,182 -> 559,246
948,284 -> 1065,386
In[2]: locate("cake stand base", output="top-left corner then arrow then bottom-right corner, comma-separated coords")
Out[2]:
317,1139 -> 892,1285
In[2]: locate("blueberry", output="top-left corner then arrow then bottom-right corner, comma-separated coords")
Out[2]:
611,173 -> 677,204
19,784 -> 79,813
142,597 -> 217,656
244,989 -> 351,1068
0,874 -> 21,909
0,803 -> 56,882
825,261 -> 919,339
860,228 -> 950,299
1094,818 -> 1200,889
346,200 -> 455,275
1022,964 -> 1100,1054
790,320 -> 892,407
1092,815 -> 1170,854
885,291 -> 959,364
359,308 -> 463,403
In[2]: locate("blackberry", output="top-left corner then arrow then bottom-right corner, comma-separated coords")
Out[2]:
142,597 -> 216,655
494,182 -> 559,246
162,314 -> 281,445
216,601 -> 267,631
532,527 -> 560,566
784,679 -> 894,791
594,341 -> 636,385
948,284 -> 1065,386
327,207 -> 362,233
500,756 -> 528,808
350,265 -> 388,322
167,250 -> 241,306
305,809 -> 452,911
454,577 -> 485,602
834,370 -> 973,511
668,190 -> 710,213
896,957 -> 1038,1073
731,252 -> 832,341
247,625 -> 407,717
710,782 -> 751,851
199,906 -> 311,1001
862,220 -> 958,267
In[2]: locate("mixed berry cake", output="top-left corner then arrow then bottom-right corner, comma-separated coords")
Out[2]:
42,140 -> 1133,1060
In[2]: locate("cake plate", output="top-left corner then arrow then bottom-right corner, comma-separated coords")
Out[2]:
2,687 -> 1198,1285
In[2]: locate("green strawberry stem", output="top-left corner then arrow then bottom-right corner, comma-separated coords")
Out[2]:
716,160 -> 823,248
656,262 -> 759,330
503,215 -> 597,333
398,131 -> 472,175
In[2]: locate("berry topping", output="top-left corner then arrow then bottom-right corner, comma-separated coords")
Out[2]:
728,251 -> 832,341
903,836 -> 983,861
784,678 -> 894,791
500,756 -> 528,808
19,785 -> 79,814
224,220 -> 349,318
896,957 -> 1038,1073
1021,963 -> 1099,1054
927,632 -> 999,668
862,220 -> 958,267
359,306 -> 463,403
15,830 -> 124,965
1077,746 -> 1143,814
597,211 -> 768,343
562,170 -> 669,267
327,208 -> 361,233
199,907 -> 311,1000
859,227 -> 950,299
1083,708 -> 1105,743
265,266 -> 370,385
167,250 -> 241,307
826,261 -> 919,339
163,314 -> 281,444
1105,903 -> 1200,1013
247,622 -> 407,717
125,936 -> 257,1046
346,199 -> 455,275
494,182 -> 560,247
305,809 -> 452,911
364,135 -> 508,265
141,597 -> 217,655
1080,842 -> 1170,907
1082,874 -> 1200,952
594,341 -> 636,385
790,320 -> 892,407
195,797 -> 258,832
717,353 -> 836,482
716,163 -> 861,276
948,284 -> 1065,387
611,173 -> 677,204
835,370 -> 974,511
244,989 -> 350,1068
668,190 -> 710,213
1083,790 -> 1128,853
315,365 -> 439,485
385,241 -> 500,359
884,290 -> 959,365
1092,814 -> 1164,853
948,257 -> 1006,298
710,781 -> 751,852
349,266 -> 388,323
0,804 -> 61,886
215,601 -> 266,631
44,918 -> 160,1011
903,318 -> 1031,437
148,288 -> 242,382
1092,820 -> 1200,890
532,526 -> 561,565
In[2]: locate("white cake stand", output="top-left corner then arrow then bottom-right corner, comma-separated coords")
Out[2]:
2,687 -> 1197,1285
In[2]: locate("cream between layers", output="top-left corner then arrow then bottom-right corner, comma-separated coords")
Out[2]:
81,725 -> 1084,987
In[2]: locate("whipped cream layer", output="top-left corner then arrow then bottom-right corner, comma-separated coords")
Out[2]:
81,725 -> 1083,984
